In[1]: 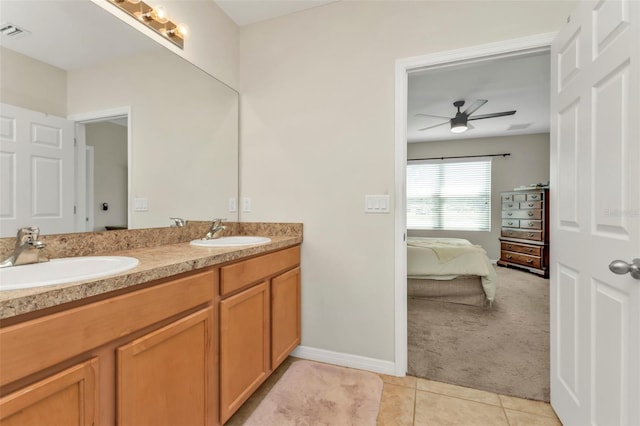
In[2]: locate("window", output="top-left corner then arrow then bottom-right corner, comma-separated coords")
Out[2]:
407,158 -> 491,231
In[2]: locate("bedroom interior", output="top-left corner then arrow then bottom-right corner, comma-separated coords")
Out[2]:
405,51 -> 552,401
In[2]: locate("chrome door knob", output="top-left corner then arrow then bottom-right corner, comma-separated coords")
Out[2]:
609,258 -> 640,279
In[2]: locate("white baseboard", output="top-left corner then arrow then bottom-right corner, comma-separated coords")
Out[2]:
291,345 -> 397,376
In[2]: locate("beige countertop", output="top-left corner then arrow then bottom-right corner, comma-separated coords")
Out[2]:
0,227 -> 301,320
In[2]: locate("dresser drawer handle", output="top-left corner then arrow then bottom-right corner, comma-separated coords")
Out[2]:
529,222 -> 535,226
528,212 -> 534,217
527,259 -> 533,264
506,255 -> 512,259
530,195 -> 538,199
527,248 -> 533,253
506,245 -> 512,249
508,203 -> 513,207
507,212 -> 513,216
528,203 -> 534,207
528,233 -> 534,237
508,221 -> 514,225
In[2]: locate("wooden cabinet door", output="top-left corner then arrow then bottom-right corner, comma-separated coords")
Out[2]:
117,308 -> 215,426
271,267 -> 301,370
0,358 -> 98,426
219,281 -> 270,424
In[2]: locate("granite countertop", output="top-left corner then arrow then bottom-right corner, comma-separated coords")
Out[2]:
0,223 -> 302,320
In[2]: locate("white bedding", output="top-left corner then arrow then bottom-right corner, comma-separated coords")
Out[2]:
407,237 -> 496,302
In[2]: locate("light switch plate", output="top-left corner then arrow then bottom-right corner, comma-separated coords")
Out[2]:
364,195 -> 390,213
242,197 -> 251,213
134,197 -> 148,212
228,197 -> 237,212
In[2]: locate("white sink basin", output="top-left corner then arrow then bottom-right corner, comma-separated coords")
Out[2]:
190,236 -> 271,247
0,256 -> 139,291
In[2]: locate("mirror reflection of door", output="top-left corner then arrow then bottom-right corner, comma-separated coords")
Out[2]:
82,118 -> 128,231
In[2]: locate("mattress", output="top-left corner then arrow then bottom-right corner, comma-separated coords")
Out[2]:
407,237 -> 496,302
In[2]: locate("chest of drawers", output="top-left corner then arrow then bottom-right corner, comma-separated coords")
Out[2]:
497,189 -> 549,277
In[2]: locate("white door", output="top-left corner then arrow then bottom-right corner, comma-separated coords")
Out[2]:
0,104 -> 75,237
550,0 -> 640,425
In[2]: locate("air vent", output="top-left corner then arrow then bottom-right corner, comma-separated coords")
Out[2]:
0,23 -> 30,39
507,123 -> 532,131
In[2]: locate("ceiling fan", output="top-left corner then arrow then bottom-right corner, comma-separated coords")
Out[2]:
417,100 -> 516,133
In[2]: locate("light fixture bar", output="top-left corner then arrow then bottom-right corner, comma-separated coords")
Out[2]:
108,0 -> 185,49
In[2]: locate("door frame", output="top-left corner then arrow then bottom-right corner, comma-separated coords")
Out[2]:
69,107 -> 132,232
393,32 -> 557,376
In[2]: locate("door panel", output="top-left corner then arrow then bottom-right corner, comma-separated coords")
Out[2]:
0,103 -> 75,237
551,0 -> 640,424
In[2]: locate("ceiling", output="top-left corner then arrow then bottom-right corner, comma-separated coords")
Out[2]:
215,0 -> 337,26
407,52 -> 550,143
0,1 -> 160,70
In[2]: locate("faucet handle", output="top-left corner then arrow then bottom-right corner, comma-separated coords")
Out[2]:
170,217 -> 186,227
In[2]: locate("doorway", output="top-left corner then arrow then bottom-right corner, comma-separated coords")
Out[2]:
393,32 -> 557,377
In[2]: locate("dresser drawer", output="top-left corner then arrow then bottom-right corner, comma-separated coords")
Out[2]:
519,220 -> 543,230
501,251 -> 541,269
502,202 -> 519,210
513,194 -> 527,202
520,201 -> 543,209
502,194 -> 514,202
501,229 -> 543,241
502,219 -> 520,228
501,242 -> 542,256
527,192 -> 544,201
502,210 -> 543,220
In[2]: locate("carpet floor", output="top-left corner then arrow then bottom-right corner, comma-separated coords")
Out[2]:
244,360 -> 383,425
408,265 -> 550,402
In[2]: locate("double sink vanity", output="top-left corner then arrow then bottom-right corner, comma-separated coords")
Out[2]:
0,222 -> 302,425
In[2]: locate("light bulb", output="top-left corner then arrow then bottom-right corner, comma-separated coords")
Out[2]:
450,123 -> 468,133
154,5 -> 169,24
176,23 -> 189,38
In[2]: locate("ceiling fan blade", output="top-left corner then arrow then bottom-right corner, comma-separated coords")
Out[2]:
462,99 -> 488,116
468,110 -> 517,121
415,113 -> 451,120
418,121 -> 449,131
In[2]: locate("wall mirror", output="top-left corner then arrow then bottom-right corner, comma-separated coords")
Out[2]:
0,0 -> 239,238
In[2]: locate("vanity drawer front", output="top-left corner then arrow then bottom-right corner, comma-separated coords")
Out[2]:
500,251 -> 541,269
501,242 -> 542,256
519,220 -> 543,230
221,246 -> 301,297
520,201 -> 543,209
502,210 -> 543,220
502,219 -> 520,228
501,229 -> 543,241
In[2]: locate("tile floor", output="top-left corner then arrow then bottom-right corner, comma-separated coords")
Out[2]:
228,357 -> 562,426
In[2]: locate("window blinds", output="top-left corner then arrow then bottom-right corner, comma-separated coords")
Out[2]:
407,158 -> 492,231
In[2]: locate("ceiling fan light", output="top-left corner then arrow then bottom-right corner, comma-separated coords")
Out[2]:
451,122 -> 468,133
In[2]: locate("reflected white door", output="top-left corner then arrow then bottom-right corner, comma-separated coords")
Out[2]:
550,0 -> 640,424
0,104 -> 75,237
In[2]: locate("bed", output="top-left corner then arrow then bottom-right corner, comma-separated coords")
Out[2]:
407,237 -> 496,306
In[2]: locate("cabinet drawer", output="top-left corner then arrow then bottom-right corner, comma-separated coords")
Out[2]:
502,202 -> 518,210
502,194 -> 514,202
502,219 -> 520,228
221,246 -> 300,296
513,194 -> 526,202
527,192 -> 544,201
501,229 -> 543,241
520,201 -> 543,209
501,251 -> 541,269
519,220 -> 542,230
501,242 -> 542,256
502,210 -> 542,220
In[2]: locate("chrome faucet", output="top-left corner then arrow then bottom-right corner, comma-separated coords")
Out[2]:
0,226 -> 49,268
203,219 -> 227,240
170,217 -> 186,227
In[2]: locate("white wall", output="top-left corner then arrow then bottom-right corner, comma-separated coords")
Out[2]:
86,122 -> 128,231
0,47 -> 67,117
238,1 -> 576,363
91,0 -> 239,89
407,133 -> 550,260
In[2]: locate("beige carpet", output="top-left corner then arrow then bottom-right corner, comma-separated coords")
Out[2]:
244,360 -> 383,426
408,265 -> 550,402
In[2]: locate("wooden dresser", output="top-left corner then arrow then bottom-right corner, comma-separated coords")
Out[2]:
497,188 -> 549,277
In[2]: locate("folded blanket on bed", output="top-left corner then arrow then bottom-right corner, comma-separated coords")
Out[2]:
407,238 -> 486,263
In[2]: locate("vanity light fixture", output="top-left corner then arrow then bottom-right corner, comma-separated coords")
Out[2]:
109,0 -> 186,49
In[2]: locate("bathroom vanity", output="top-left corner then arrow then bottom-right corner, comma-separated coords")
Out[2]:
0,223 -> 302,426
